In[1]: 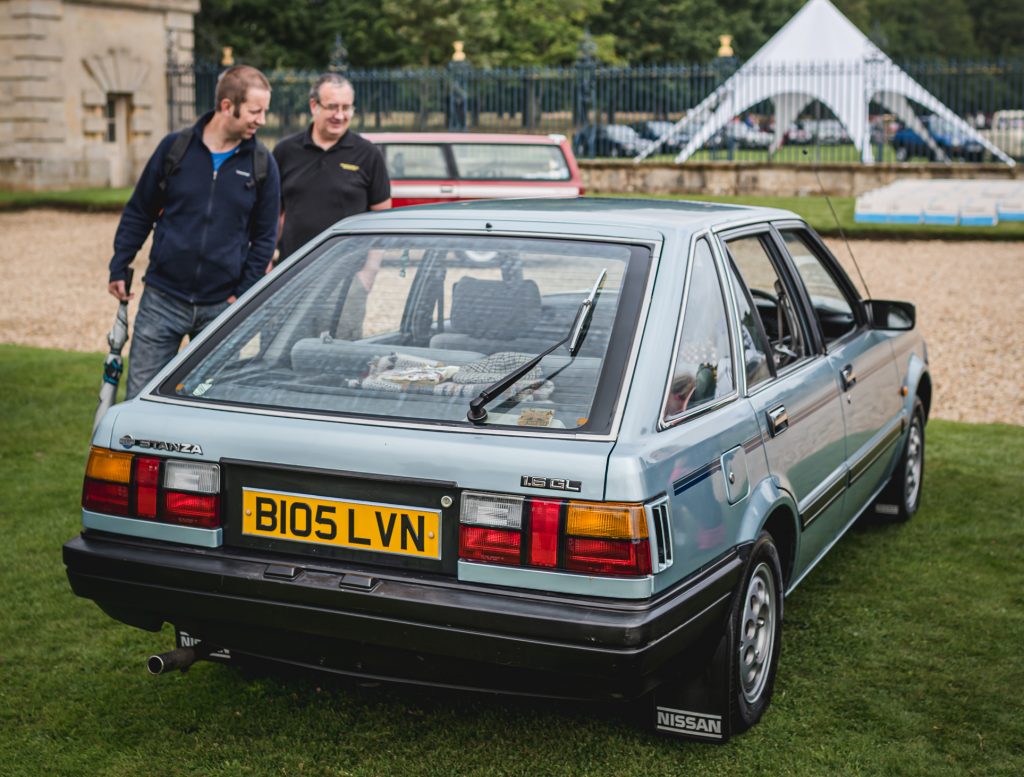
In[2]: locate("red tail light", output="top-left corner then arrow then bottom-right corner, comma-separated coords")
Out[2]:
565,537 -> 652,576
83,447 -> 221,529
162,492 -> 220,528
459,525 -> 521,565
460,492 -> 653,578
83,447 -> 131,514
82,479 -> 130,515
134,456 -> 161,519
527,499 -> 561,568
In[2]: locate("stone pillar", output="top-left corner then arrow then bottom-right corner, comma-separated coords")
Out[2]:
0,0 -> 67,189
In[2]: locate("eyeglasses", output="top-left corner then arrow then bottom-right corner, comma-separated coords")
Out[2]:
316,100 -> 355,115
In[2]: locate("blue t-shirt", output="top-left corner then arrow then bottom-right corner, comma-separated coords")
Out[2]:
210,146 -> 239,172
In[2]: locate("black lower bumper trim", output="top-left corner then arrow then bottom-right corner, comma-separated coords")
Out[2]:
64,532 -> 746,700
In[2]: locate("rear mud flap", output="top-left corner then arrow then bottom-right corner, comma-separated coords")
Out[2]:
651,630 -> 732,743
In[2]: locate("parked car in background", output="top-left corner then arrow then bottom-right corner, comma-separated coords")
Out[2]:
801,118 -> 851,145
363,132 -> 582,206
982,109 -> 1024,158
709,121 -> 774,150
573,123 -> 648,158
66,197 -> 929,743
891,115 -> 984,162
869,115 -> 900,146
784,123 -> 812,145
631,120 -> 690,154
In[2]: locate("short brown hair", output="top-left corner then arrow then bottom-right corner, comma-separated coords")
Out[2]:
309,73 -> 353,103
215,65 -> 271,116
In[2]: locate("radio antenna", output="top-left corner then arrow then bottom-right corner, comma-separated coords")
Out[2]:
805,149 -> 872,299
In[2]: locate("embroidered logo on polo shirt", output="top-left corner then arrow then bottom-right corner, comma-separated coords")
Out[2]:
339,163 -> 360,171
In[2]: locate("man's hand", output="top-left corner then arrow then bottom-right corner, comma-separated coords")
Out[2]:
108,280 -> 134,302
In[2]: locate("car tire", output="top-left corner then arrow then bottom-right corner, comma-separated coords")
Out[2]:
875,397 -> 925,521
894,146 -> 909,162
728,531 -> 784,734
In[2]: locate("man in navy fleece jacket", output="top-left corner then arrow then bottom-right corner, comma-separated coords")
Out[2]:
107,65 -> 280,398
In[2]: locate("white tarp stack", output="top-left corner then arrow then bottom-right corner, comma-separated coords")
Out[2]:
855,179 -> 1024,226
636,0 -> 1015,167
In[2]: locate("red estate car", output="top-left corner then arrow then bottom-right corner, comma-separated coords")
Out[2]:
362,132 -> 583,207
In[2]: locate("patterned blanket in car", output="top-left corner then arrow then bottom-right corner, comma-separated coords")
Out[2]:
349,352 -> 554,400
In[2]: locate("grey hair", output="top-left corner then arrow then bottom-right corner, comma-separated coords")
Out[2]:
309,73 -> 353,103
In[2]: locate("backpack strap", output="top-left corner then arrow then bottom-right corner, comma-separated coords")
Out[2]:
159,127 -> 194,194
243,141 -> 270,192
252,140 -> 269,189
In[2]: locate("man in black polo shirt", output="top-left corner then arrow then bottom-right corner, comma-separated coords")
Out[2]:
273,73 -> 391,261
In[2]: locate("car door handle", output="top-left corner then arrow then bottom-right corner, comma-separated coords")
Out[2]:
767,405 -> 789,436
840,365 -> 857,390
440,185 -> 454,193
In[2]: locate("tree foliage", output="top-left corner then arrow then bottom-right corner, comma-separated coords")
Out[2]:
193,0 -> 1024,69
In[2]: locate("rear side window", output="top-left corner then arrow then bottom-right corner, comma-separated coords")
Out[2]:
451,144 -> 570,181
383,145 -> 449,179
726,261 -> 773,389
664,238 -> 735,421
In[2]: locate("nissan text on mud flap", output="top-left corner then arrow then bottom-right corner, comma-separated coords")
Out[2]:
65,197 -> 929,742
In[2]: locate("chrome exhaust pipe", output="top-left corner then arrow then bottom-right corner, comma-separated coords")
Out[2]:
147,645 -> 206,675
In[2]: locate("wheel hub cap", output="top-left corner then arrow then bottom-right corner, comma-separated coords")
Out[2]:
905,421 -> 923,510
739,562 -> 776,703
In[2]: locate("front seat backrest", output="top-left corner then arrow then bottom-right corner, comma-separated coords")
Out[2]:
449,277 -> 542,340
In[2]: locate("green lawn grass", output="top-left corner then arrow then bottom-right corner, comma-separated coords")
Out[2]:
597,192 -> 1024,240
0,187 -> 134,211
4,184 -> 1023,240
1,343 -> 1022,776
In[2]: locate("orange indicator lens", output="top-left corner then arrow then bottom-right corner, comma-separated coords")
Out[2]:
85,447 -> 132,484
566,502 -> 647,539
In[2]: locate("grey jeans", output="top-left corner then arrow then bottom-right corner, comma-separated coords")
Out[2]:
126,286 -> 229,398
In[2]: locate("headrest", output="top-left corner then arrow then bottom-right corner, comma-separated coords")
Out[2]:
449,277 -> 541,340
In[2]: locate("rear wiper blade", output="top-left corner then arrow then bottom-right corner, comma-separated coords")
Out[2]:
467,269 -> 606,425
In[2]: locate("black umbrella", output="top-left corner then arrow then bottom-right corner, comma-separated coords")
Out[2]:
93,268 -> 133,434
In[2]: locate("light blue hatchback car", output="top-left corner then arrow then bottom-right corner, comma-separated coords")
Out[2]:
65,198 -> 929,742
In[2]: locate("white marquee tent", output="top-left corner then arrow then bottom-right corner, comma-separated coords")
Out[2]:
637,0 -> 1015,166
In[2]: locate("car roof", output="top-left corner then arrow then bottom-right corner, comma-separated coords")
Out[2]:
332,196 -> 800,235
361,132 -> 567,145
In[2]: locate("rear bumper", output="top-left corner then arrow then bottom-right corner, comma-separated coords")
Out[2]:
64,531 -> 745,700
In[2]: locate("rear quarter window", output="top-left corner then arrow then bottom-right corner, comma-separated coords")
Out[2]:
383,144 -> 449,179
663,238 -> 736,422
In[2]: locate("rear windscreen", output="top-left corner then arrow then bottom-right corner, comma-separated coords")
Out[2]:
163,234 -> 650,435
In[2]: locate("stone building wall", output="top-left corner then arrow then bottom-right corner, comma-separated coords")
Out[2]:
580,160 -> 1021,198
0,0 -> 198,191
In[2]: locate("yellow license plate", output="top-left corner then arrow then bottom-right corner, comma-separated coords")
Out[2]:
241,487 -> 441,559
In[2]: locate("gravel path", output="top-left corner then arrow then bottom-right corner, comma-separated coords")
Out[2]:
1,209 -> 1021,425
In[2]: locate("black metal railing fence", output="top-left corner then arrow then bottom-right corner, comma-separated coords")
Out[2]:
166,58 -> 1024,162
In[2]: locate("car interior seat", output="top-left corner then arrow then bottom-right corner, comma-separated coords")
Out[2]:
430,277 -> 542,353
